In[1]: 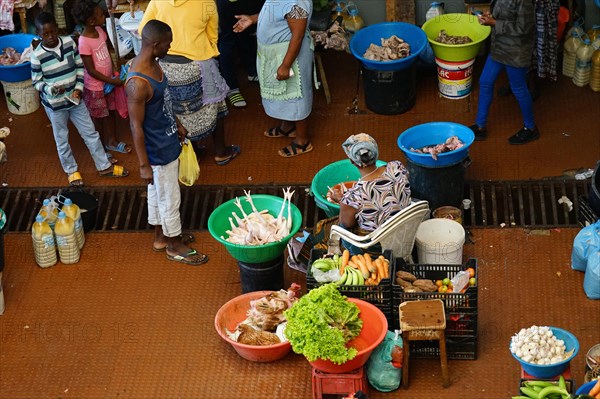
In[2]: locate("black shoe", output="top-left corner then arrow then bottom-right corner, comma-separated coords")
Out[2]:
508,126 -> 540,145
469,124 -> 488,141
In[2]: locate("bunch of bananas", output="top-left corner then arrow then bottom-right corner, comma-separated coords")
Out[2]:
337,266 -> 365,286
311,250 -> 389,286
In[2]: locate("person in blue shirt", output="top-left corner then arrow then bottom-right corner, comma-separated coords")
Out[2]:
126,19 -> 208,266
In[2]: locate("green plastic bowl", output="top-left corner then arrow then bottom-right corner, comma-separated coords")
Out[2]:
208,194 -> 302,263
421,13 -> 491,62
311,160 -> 387,218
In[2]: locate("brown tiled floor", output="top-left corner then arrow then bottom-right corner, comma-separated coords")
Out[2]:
0,50 -> 599,398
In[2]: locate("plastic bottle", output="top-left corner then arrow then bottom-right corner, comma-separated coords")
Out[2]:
32,215 -> 57,268
563,32 -> 583,77
39,198 -> 58,229
590,47 -> 600,92
450,270 -> 469,292
54,211 -> 80,264
587,25 -> 600,42
344,5 -> 364,33
331,3 -> 346,25
565,17 -> 585,39
425,2 -> 444,21
573,38 -> 594,87
61,198 -> 84,249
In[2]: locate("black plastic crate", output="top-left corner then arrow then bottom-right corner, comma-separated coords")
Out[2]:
307,248 -> 393,327
392,258 -> 478,353
409,335 -> 478,360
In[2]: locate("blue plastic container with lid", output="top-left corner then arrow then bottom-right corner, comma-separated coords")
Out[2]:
0,34 -> 37,82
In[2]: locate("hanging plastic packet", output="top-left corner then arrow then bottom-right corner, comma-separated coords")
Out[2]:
178,139 -> 200,186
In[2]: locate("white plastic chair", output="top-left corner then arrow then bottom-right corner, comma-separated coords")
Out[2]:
329,200 -> 430,261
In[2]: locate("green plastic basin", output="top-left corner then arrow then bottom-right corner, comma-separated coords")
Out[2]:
311,160 -> 386,218
421,13 -> 491,62
208,194 -> 302,263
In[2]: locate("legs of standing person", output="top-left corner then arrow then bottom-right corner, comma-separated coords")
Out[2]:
217,0 -> 246,108
69,102 -> 125,174
239,28 -> 258,81
212,116 -> 240,165
147,159 -> 207,265
277,117 -> 313,158
101,111 -> 131,153
506,64 -> 540,144
44,106 -> 80,182
506,65 -> 536,129
475,55 -> 504,130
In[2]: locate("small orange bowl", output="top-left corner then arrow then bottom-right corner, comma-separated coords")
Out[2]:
214,291 -> 292,362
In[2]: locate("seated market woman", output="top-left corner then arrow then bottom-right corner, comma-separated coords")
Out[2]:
335,133 -> 412,248
289,133 -> 411,269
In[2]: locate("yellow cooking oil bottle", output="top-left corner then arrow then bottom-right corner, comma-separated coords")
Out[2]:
31,214 -> 57,268
590,39 -> 600,92
54,211 -> 80,264
39,198 -> 58,229
61,198 -> 84,249
573,38 -> 594,87
344,3 -> 364,34
563,31 -> 583,77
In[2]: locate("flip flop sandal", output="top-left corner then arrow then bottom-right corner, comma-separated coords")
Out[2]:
166,249 -> 209,266
153,233 -> 196,252
67,171 -> 84,187
99,164 -> 129,177
215,145 -> 241,166
227,91 -> 247,108
105,142 -> 132,154
278,141 -> 313,158
264,126 -> 297,138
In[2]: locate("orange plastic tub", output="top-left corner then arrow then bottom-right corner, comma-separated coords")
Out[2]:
309,298 -> 388,373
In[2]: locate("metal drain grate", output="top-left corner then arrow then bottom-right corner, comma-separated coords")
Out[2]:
0,178 -> 594,233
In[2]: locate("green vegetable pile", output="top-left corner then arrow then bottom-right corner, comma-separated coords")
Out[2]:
284,283 -> 363,364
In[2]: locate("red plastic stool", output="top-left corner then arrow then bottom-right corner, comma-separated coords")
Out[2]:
311,367 -> 368,399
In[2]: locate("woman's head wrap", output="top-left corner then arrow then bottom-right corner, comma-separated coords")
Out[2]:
342,133 -> 378,167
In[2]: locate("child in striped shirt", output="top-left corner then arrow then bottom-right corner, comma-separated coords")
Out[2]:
30,12 -> 128,186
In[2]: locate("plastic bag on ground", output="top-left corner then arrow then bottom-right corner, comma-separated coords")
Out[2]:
584,249 -> 600,299
572,220 -> 600,271
366,330 -> 404,392
178,140 -> 199,186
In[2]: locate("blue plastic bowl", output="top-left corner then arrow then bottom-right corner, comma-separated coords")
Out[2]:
510,327 -> 580,379
576,380 -> 598,395
0,34 -> 37,82
350,22 -> 428,71
397,122 -> 474,167
311,159 -> 387,217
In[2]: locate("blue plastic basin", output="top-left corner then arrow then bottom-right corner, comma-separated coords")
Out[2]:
397,122 -> 474,167
510,327 -> 579,379
350,22 -> 428,71
0,34 -> 37,82
576,380 -> 598,395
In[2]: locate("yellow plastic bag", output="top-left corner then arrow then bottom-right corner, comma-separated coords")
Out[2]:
178,140 -> 200,186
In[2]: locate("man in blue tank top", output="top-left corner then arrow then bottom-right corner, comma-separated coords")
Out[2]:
126,20 -> 208,266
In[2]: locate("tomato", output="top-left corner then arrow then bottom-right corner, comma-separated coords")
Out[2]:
466,267 -> 475,278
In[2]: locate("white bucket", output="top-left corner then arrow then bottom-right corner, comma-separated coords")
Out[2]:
435,57 -> 475,99
1,79 -> 40,115
415,218 -> 465,265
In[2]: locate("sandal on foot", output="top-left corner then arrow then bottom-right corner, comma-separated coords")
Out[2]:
99,164 -> 129,178
166,249 -> 209,266
215,145 -> 241,166
67,171 -> 84,187
227,90 -> 247,108
153,233 -> 196,252
107,152 -> 118,164
264,126 -> 296,138
278,141 -> 313,158
105,142 -> 131,154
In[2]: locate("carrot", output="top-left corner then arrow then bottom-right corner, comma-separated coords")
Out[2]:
589,379 -> 600,397
356,255 -> 370,278
348,260 -> 359,269
378,256 -> 389,278
364,253 -> 376,272
341,250 -> 350,268
375,258 -> 386,281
